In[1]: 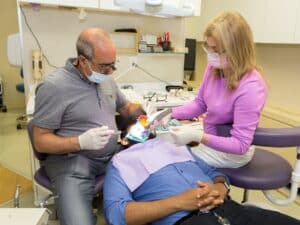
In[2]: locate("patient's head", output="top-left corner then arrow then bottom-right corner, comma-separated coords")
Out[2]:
117,115 -> 156,149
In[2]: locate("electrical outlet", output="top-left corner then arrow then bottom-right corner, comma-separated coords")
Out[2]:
32,49 -> 44,81
129,56 -> 137,68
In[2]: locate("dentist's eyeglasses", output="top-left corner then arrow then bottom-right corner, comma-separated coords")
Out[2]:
97,62 -> 117,71
84,56 -> 117,74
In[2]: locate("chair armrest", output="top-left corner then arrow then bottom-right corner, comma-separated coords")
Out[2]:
217,125 -> 300,147
253,127 -> 300,147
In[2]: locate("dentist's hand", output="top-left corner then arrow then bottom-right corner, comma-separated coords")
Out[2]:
170,125 -> 203,146
78,126 -> 114,150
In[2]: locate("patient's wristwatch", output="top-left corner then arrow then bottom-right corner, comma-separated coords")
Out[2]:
217,180 -> 230,194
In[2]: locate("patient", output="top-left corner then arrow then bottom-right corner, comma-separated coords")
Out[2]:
103,116 -> 300,225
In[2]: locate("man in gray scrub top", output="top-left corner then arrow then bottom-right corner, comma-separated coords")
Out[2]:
32,28 -> 145,225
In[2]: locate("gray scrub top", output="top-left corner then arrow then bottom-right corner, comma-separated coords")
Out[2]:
32,58 -> 128,158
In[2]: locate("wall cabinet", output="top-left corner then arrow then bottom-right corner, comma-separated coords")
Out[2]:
185,0 -> 268,42
263,0 -> 299,43
185,0 -> 300,44
99,0 -> 129,12
20,0 -> 202,15
62,0 -> 98,8
19,0 -> 99,8
294,1 -> 300,42
20,0 -> 41,3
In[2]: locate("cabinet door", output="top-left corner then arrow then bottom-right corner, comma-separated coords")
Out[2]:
58,0 -> 98,8
58,0 -> 76,7
40,0 -> 59,4
264,0 -> 299,43
202,0 -> 267,42
232,1 -> 267,43
76,0 -> 98,8
186,0 -> 267,42
20,0 -> 41,3
99,0 -> 130,12
294,0 -> 300,42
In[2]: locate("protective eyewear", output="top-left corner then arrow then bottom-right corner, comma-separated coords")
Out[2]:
202,42 -> 225,55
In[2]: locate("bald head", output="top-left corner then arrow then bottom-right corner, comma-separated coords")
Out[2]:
76,28 -> 115,60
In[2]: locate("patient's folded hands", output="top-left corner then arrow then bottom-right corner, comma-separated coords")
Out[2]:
196,182 -> 226,211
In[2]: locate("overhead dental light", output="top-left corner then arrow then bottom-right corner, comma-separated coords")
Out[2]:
114,0 -> 196,18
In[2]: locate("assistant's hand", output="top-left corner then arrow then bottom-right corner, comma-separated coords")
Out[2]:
196,182 -> 226,211
169,125 -> 203,146
78,126 -> 114,150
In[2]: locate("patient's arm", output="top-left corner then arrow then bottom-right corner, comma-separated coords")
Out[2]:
125,187 -> 210,225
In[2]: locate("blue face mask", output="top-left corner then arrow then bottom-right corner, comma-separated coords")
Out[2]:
87,71 -> 109,83
87,62 -> 110,83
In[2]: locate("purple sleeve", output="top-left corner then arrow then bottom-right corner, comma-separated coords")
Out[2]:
172,65 -> 212,119
206,77 -> 267,155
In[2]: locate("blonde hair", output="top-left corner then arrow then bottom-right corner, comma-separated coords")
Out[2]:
204,11 -> 260,90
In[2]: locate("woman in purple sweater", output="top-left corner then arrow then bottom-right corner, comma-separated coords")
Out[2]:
170,11 -> 267,168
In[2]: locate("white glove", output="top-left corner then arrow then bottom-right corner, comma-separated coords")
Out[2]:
147,108 -> 172,127
169,125 -> 203,146
78,126 -> 114,150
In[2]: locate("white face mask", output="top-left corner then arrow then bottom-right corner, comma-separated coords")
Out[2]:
207,52 -> 228,69
87,63 -> 110,84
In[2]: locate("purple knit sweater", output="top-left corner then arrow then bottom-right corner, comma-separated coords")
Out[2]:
172,64 -> 267,155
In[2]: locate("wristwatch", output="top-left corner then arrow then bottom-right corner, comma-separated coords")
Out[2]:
217,180 -> 230,194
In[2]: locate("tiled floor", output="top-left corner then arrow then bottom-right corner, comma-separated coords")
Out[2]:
0,109 -> 299,224
0,191 -> 106,225
0,165 -> 32,205
0,109 -> 31,178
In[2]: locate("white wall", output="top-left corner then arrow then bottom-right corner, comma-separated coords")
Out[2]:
20,5 -> 186,98
0,0 -> 25,109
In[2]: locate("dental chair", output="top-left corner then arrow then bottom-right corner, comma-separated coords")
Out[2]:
27,119 -> 105,209
217,125 -> 300,205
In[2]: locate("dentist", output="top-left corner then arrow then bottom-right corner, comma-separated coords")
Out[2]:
32,28 -> 144,225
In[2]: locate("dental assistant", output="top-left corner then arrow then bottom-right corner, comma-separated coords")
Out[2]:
170,12 -> 267,168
